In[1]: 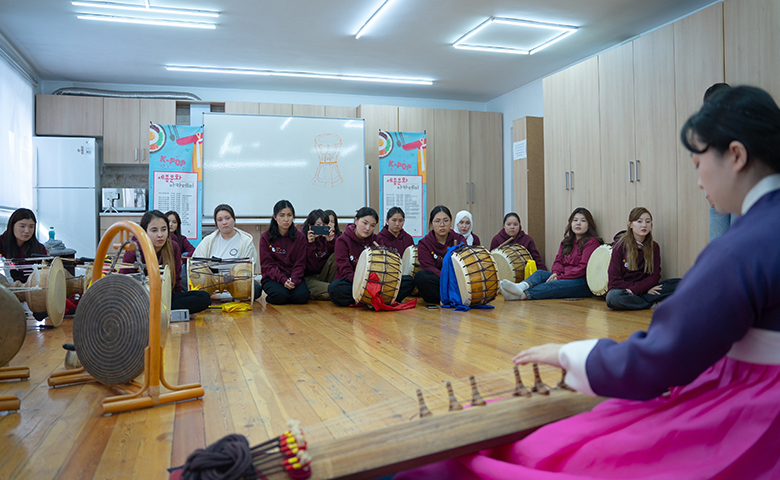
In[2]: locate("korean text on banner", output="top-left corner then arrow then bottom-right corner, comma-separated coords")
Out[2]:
378,131 -> 427,242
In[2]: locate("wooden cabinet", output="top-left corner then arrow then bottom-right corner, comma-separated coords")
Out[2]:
468,111 -> 503,241
676,3 -> 724,275
103,98 -> 175,165
513,116 -> 545,260
357,105 -> 399,214
399,107 -> 436,224
35,94 -> 103,136
224,102 -> 294,115
292,104 -> 325,117
432,109 -> 470,222
725,0 -> 780,100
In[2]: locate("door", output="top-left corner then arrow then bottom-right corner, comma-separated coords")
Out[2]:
469,111 -> 503,241
35,137 -> 96,188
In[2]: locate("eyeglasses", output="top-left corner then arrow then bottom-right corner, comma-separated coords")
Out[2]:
432,218 -> 451,225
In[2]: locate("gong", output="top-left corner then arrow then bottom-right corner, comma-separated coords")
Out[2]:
0,284 -> 26,367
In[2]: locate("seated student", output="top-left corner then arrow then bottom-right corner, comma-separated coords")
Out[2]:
193,204 -> 261,300
454,210 -> 480,246
395,84 -> 780,480
165,210 -> 196,257
376,206 -> 414,256
122,210 -> 211,314
328,207 -> 414,307
324,209 -> 341,238
490,212 -> 547,271
501,207 -> 600,301
0,208 -> 47,283
300,209 -> 337,300
415,205 -> 467,304
258,200 -> 310,305
606,207 -> 679,310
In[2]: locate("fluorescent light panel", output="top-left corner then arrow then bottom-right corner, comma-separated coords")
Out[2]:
166,66 -> 433,85
78,14 -> 216,28
453,16 -> 577,55
72,1 -> 219,18
355,0 -> 396,39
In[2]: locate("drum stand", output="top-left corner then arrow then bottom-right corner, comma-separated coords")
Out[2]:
0,365 -> 29,412
47,221 -> 205,415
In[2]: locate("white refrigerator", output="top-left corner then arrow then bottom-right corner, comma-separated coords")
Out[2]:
33,137 -> 99,259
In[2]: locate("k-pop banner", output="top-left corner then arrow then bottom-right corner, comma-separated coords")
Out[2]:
378,131 -> 427,241
148,124 -> 204,245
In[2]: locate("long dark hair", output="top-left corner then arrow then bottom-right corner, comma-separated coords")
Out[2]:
428,205 -> 452,226
324,209 -> 341,236
3,208 -> 43,258
503,212 -> 521,230
617,207 -> 655,274
355,207 -> 379,222
302,209 -> 328,234
138,210 -> 175,273
682,85 -> 780,173
269,200 -> 296,241
561,207 -> 602,256
165,210 -> 183,251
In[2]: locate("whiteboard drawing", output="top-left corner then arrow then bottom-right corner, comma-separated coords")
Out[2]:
312,133 -> 344,187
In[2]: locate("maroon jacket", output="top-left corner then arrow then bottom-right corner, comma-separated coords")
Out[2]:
171,232 -> 196,256
122,239 -> 184,293
608,239 -> 662,295
0,232 -> 48,282
490,229 -> 548,271
418,230 -> 466,278
333,224 -> 376,282
376,226 -> 414,257
551,237 -> 600,280
259,229 -> 307,285
302,231 -> 334,276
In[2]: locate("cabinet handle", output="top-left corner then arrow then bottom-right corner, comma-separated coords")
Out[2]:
466,182 -> 470,204
629,162 -> 634,183
635,160 -> 640,182
135,147 -> 138,162
570,171 -> 574,190
471,182 -> 474,203
142,148 -> 146,163
565,172 -> 569,191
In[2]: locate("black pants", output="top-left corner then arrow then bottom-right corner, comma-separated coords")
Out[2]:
261,278 -> 310,305
253,280 -> 262,300
172,290 -> 212,314
414,270 -> 441,304
329,275 -> 416,307
606,278 -> 681,310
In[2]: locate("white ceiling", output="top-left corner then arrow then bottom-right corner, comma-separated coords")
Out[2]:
0,0 -> 717,102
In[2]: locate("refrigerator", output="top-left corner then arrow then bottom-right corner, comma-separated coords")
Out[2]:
33,137 -> 99,259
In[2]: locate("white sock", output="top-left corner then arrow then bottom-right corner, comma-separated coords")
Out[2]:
500,282 -> 526,301
501,279 -> 529,296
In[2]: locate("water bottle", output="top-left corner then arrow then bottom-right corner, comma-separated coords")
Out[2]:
49,227 -> 55,240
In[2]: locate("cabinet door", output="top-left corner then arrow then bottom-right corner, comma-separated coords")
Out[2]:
292,105 -> 325,117
634,25 -> 679,277
258,103 -> 293,115
513,117 -> 546,260
433,109 -> 470,219
139,99 -> 176,164
567,57 -> 603,237
469,111 -> 503,241
357,105 -> 398,214
36,94 -> 103,136
325,106 -> 357,118
104,98 -> 141,164
598,42 -> 636,242
399,107 -> 435,222
543,71 -> 572,265
725,0 -> 780,101
225,102 -> 259,114
675,3 -> 724,275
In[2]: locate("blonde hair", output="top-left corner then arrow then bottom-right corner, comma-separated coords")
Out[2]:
618,207 -> 654,275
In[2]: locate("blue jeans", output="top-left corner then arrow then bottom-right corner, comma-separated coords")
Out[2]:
524,270 -> 592,300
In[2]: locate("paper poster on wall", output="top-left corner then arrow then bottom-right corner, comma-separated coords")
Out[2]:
378,131 -> 427,242
152,172 -> 198,239
148,124 -> 204,244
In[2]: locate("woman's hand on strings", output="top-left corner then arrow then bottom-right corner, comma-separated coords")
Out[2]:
512,344 -> 563,368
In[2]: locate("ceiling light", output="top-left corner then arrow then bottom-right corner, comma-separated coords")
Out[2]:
77,14 -> 216,28
72,1 -> 219,18
166,66 -> 433,86
453,16 -> 577,55
355,0 -> 396,39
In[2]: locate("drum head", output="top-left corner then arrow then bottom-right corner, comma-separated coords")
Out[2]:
45,258 -> 67,327
451,246 -> 499,306
586,245 -> 613,296
401,246 -> 416,276
73,275 -> 149,385
352,249 -> 372,303
226,262 -> 253,299
491,252 -> 514,283
0,284 -> 26,366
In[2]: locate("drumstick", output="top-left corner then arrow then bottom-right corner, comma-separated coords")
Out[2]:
495,236 -> 516,250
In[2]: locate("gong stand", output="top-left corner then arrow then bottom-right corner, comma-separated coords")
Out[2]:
0,282 -> 31,412
47,221 -> 204,415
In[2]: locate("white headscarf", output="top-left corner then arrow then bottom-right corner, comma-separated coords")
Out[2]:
454,210 -> 475,245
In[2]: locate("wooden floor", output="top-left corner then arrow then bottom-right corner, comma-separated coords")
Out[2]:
0,296 -> 652,480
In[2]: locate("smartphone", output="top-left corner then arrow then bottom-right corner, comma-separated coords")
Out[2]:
311,225 -> 330,235
426,305 -> 439,309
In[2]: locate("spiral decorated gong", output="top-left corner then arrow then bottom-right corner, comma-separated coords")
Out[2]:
0,284 -> 26,367
73,275 -> 149,385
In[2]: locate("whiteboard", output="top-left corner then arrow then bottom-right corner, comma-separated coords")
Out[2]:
203,113 -> 365,218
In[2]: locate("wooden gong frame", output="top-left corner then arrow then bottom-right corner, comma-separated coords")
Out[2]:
47,221 -> 205,415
